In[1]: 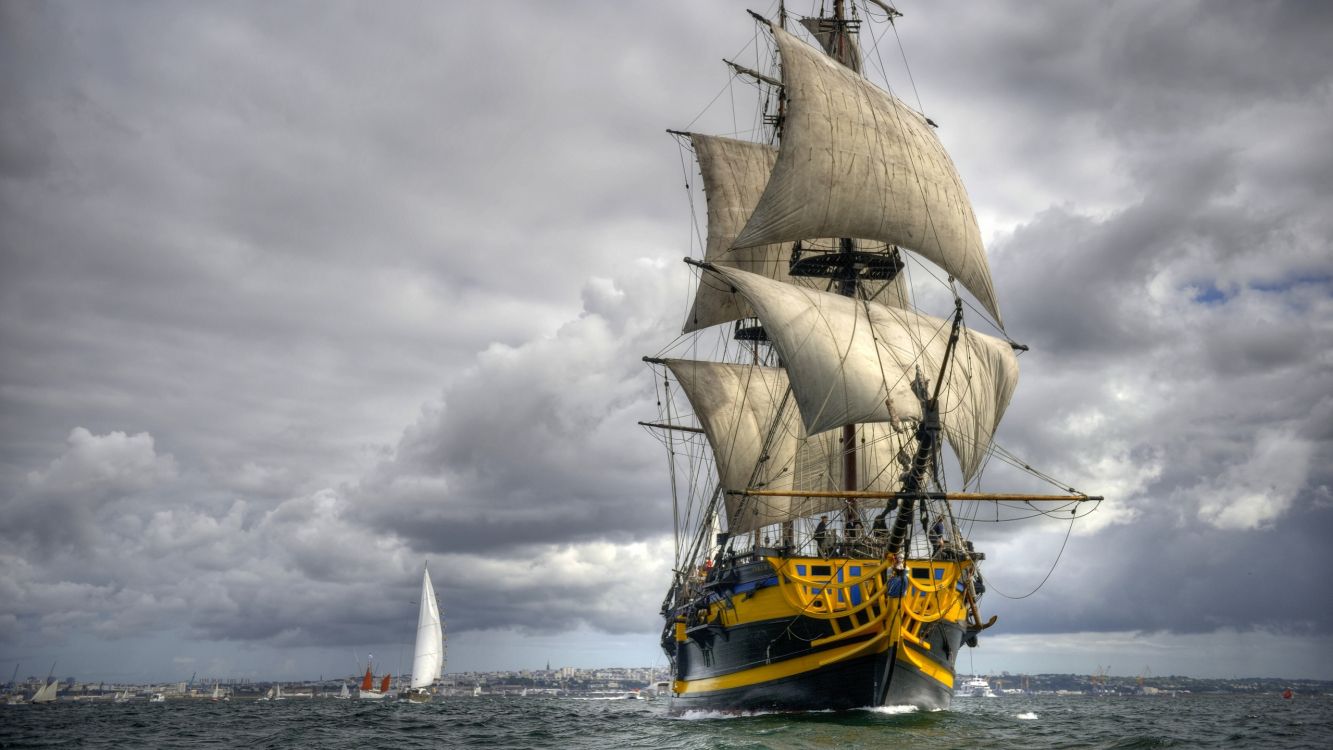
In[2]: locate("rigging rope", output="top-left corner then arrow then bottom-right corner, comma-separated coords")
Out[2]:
983,508 -> 1079,600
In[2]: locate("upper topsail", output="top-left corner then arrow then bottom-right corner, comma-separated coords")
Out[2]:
732,24 -> 1003,328
683,133 -> 909,332
799,17 -> 862,73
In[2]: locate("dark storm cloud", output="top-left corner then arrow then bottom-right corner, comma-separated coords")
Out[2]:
938,1 -> 1333,644
986,498 -> 1333,635
1,0 -> 1331,679
1,0 -> 713,669
350,264 -> 684,555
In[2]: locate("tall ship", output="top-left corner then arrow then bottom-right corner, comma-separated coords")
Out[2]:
643,1 -> 1100,713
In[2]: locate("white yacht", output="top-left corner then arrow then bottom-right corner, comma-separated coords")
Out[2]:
954,676 -> 996,698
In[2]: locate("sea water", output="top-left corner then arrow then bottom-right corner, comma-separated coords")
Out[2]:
3,693 -> 1330,749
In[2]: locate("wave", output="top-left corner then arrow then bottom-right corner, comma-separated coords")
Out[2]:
864,705 -> 920,715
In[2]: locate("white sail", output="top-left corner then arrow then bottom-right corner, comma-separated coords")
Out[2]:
799,17 -> 862,73
31,680 -> 58,704
663,359 -> 799,530
410,565 -> 444,690
664,359 -> 923,531
683,134 -> 908,332
733,25 -> 1003,328
683,135 -> 792,332
709,266 -> 1017,482
793,422 -> 918,497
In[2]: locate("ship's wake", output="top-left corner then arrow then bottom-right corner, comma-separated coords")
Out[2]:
674,708 -> 836,720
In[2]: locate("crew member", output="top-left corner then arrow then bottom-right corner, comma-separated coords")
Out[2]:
813,515 -> 831,557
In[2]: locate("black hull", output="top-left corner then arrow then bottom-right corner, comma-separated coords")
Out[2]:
670,651 -> 888,713
665,553 -> 972,714
669,621 -> 962,714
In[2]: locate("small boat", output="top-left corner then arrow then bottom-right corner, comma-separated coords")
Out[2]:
335,683 -> 351,700
30,662 -> 58,704
356,660 -> 392,700
148,693 -> 166,703
113,690 -> 131,703
403,563 -> 446,703
30,680 -> 58,705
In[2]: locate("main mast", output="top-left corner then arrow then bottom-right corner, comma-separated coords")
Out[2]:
835,0 -> 855,503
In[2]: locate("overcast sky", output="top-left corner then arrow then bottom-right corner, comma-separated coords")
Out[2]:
2,0 -> 1331,685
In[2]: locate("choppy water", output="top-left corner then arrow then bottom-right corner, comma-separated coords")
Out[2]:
3,693 -> 1331,749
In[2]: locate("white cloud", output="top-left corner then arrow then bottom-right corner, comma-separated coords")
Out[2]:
26,428 -> 176,494
1192,429 -> 1314,530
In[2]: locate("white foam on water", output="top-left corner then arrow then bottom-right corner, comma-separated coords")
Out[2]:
675,709 -> 779,720
674,707 -> 839,720
864,704 -> 919,715
1015,711 -> 1039,720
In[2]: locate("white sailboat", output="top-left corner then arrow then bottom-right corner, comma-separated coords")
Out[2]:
30,679 -> 58,704
30,662 -> 58,704
336,682 -> 351,700
404,563 -> 445,703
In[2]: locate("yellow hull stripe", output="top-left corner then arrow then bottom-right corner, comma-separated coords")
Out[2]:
675,637 -> 890,695
898,641 -> 954,688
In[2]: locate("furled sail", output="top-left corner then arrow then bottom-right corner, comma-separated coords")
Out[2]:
684,134 -> 908,332
732,25 -> 1003,327
709,266 -> 1017,481
410,565 -> 444,690
799,17 -> 862,73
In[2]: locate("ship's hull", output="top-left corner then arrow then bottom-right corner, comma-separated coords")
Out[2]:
356,690 -> 389,700
664,553 -> 973,714
403,688 -> 433,703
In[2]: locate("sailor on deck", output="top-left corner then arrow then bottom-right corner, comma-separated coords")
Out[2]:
844,514 -> 864,557
813,515 -> 831,557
